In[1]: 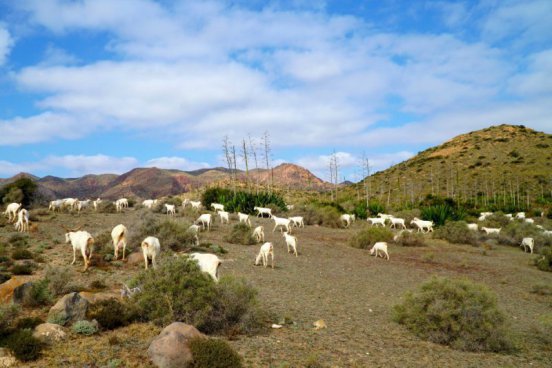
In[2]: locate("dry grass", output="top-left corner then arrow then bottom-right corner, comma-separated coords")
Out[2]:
1,206 -> 552,367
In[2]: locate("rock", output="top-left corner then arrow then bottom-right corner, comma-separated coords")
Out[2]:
33,323 -> 67,344
48,292 -> 89,326
148,322 -> 205,368
0,348 -> 17,368
126,252 -> 144,266
79,291 -> 120,304
0,276 -> 34,303
12,281 -> 34,304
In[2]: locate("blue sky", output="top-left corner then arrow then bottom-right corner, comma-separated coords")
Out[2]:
0,0 -> 551,181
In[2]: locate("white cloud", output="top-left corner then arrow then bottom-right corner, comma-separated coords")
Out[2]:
145,156 -> 210,171
0,25 -> 13,66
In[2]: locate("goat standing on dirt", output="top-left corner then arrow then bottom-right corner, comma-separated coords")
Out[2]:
255,242 -> 274,268
111,224 -> 128,260
64,226 -> 94,271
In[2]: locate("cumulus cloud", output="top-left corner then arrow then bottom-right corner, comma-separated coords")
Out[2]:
145,156 -> 210,171
0,25 -> 13,65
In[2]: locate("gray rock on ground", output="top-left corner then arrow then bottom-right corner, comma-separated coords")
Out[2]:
148,322 -> 205,368
47,292 -> 89,326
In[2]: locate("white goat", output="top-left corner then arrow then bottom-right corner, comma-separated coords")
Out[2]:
393,229 -> 413,242
76,199 -> 91,213
289,216 -> 304,228
272,216 -> 291,233
238,212 -> 251,227
49,200 -> 63,212
182,199 -> 191,208
115,198 -> 129,212
543,230 -> 552,237
63,198 -> 78,212
93,198 -> 102,211
189,253 -> 222,282
111,224 -> 128,260
505,214 -> 513,220
14,209 -> 29,232
255,242 -> 274,268
340,214 -> 355,228
410,218 -> 434,233
520,237 -> 534,254
283,231 -> 298,257
254,206 -> 273,218
141,236 -> 161,270
4,203 -> 22,222
195,214 -> 212,231
165,204 -> 176,216
218,210 -> 230,224
142,199 -> 156,209
64,229 -> 94,271
286,204 -> 295,210
377,213 -> 395,224
478,211 -> 493,221
481,227 -> 501,235
211,203 -> 224,212
525,218 -> 534,224
253,226 -> 265,243
370,242 -> 389,260
467,223 -> 479,231
367,217 -> 386,227
390,217 -> 406,229
189,224 -> 201,233
190,200 -> 202,209
515,212 -> 526,219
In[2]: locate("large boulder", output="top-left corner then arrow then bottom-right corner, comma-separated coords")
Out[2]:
47,292 -> 89,326
12,281 -> 34,304
0,348 -> 16,368
148,323 -> 205,368
0,276 -> 34,303
33,323 -> 67,344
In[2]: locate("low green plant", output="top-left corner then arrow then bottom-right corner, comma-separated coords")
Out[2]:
130,214 -> 195,252
44,265 -> 71,295
434,221 -> 479,246
349,227 -> 393,249
294,204 -> 342,228
532,313 -> 552,346
0,304 -> 20,336
15,317 -> 43,330
89,279 -> 107,290
5,329 -> 43,362
47,311 -> 68,326
72,320 -> 98,335
11,249 -> 33,260
11,262 -> 34,275
224,224 -> 256,245
188,337 -> 243,368
87,299 -> 133,330
22,279 -> 52,307
531,283 -> 552,296
534,246 -> 552,272
393,277 -> 515,352
395,232 -> 426,247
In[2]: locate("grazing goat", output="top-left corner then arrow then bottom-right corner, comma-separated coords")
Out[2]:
377,213 -> 394,224
76,199 -> 91,213
520,237 -> 534,254
4,203 -> 22,222
370,242 -> 389,260
272,216 -> 291,233
142,199 -> 156,209
505,214 -> 513,220
195,214 -> 212,231
467,223 -> 479,231
218,210 -> 230,224
410,218 -> 434,233
182,199 -> 190,208
367,217 -> 386,227
393,229 -> 413,242
515,212 -> 526,219
93,198 -> 102,211
481,227 -> 501,235
543,230 -> 552,237
141,236 -> 161,270
255,242 -> 274,268
63,198 -> 78,212
64,228 -> 94,271
390,217 -> 406,229
238,212 -> 251,227
211,203 -> 224,212
340,214 -> 355,228
253,226 -> 265,243
283,231 -> 298,256
115,198 -> 128,212
190,253 -> 222,282
525,218 -> 534,224
111,224 -> 128,260
189,224 -> 201,233
165,204 -> 176,216
49,200 -> 63,212
190,200 -> 202,209
14,209 -> 29,232
254,206 -> 273,218
289,216 -> 305,228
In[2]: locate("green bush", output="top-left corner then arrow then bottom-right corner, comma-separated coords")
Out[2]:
0,273 -> 10,284
130,257 -> 264,335
5,329 -> 43,362
44,266 -> 71,295
22,279 -> 52,307
0,304 -> 20,336
72,320 -> 98,335
295,204 -> 342,228
224,224 -> 256,245
0,178 -> 37,206
420,204 -> 466,226
202,187 -> 286,214
534,246 -> 552,272
98,201 -> 117,213
11,262 -> 34,275
8,234 -> 28,248
15,317 -> 43,330
481,213 -> 512,229
349,227 -> 393,249
11,249 -> 33,260
87,299 -> 132,330
497,221 -> 541,247
130,214 -> 195,252
531,283 -> 552,296
533,313 -> 552,346
395,232 -> 427,247
434,221 -> 479,246
393,277 -> 515,352
89,279 -> 107,290
189,337 -> 243,368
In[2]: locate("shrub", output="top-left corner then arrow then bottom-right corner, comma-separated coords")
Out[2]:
349,227 -> 393,250
481,213 -> 512,229
534,246 -> 552,272
224,224 -> 256,245
393,277 -> 515,352
434,221 -> 479,246
72,320 -> 98,335
531,283 -> 552,296
87,299 -> 131,330
5,329 -> 43,362
0,304 -> 20,336
93,231 -> 114,260
0,273 -> 10,284
395,232 -> 426,247
189,337 -> 243,368
130,214 -> 195,252
22,279 -> 52,307
295,204 -> 342,228
130,257 -> 264,335
44,266 -> 71,295
497,221 -> 541,246
202,188 -> 286,214
47,312 -> 67,326
8,234 -> 28,248
98,201 -> 117,213
11,262 -> 34,275
15,317 -> 43,330
11,249 -> 33,260
420,205 -> 466,226
532,313 -> 552,346
89,279 -> 107,290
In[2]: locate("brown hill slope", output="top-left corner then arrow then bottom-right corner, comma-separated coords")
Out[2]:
357,124 -> 552,207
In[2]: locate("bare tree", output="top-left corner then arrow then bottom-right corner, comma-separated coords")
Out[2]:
262,131 -> 273,193
248,134 -> 260,194
240,139 -> 250,191
222,135 -> 235,191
